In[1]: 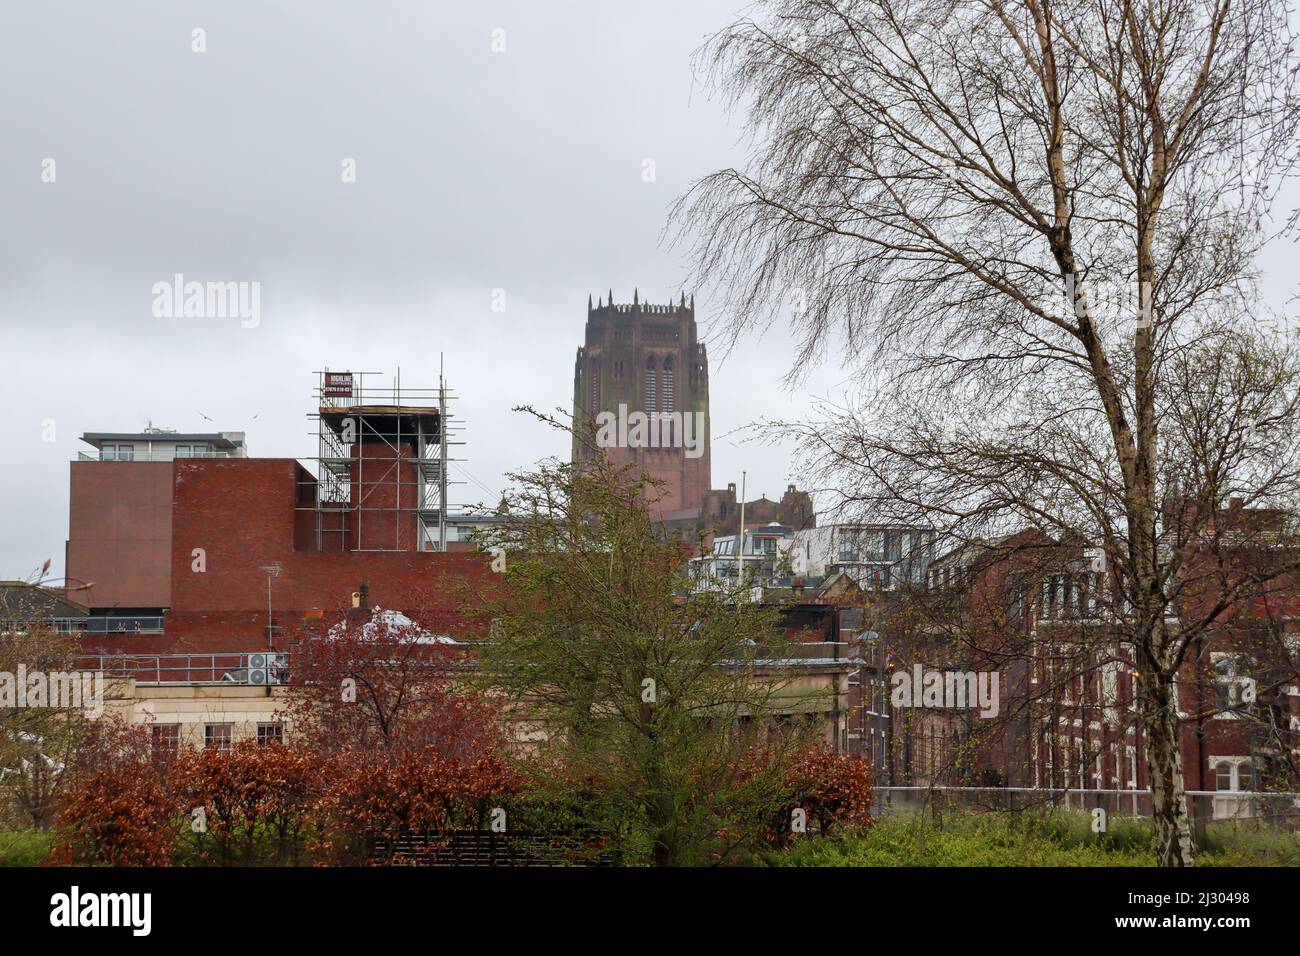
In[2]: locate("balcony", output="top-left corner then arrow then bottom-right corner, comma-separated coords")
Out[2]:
50,615 -> 165,635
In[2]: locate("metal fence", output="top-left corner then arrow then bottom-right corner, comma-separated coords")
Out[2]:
50,615 -> 165,634
873,786 -> 1300,830
72,652 -> 288,685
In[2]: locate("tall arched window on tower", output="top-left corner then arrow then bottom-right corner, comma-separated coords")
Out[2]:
589,359 -> 601,416
660,355 -> 675,445
661,355 -> 674,413
644,355 -> 657,415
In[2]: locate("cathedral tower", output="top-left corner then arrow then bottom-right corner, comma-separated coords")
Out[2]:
572,290 -> 710,520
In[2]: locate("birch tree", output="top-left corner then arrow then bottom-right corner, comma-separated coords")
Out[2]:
672,0 -> 1300,865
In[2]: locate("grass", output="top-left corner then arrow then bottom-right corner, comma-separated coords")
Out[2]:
3,810 -> 1296,867
770,810 -> 1300,867
0,830 -> 52,867
1198,823 -> 1300,866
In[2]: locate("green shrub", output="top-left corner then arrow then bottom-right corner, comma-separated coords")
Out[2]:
1026,808 -> 1153,854
766,808 -> 1299,867
1198,823 -> 1300,866
769,812 -> 1152,866
0,830 -> 53,867
774,817 -> 1149,866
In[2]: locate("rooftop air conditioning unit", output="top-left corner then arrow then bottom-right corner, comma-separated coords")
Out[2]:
247,653 -> 288,685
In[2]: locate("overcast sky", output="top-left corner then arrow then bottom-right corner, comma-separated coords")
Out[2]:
2,2 -> 1296,582
1,0 -> 852,581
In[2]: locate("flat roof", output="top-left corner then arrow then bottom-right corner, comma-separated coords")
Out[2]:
81,432 -> 243,449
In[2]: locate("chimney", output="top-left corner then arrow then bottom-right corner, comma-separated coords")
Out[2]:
349,581 -> 371,620
793,576 -> 805,597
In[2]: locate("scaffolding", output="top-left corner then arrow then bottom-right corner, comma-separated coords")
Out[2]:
300,367 -> 463,552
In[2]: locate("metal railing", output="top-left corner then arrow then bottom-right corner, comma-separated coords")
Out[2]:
872,785 -> 1300,829
72,652 -> 288,685
50,616 -> 164,635
76,451 -> 236,462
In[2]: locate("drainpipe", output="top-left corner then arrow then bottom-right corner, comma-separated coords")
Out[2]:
1193,631 -> 1207,850
736,471 -> 747,589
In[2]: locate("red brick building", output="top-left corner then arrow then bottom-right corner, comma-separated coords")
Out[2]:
65,401 -> 494,658
851,522 -> 1300,796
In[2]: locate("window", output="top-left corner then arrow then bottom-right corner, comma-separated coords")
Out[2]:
115,444 -> 135,461
1213,659 -> 1235,710
838,530 -> 858,562
191,444 -> 208,458
1042,575 -> 1061,618
900,531 -> 918,561
1213,655 -> 1253,713
1015,575 -> 1032,620
1077,573 -> 1099,617
256,722 -> 283,745
204,723 -> 233,751
1040,572 -> 1097,619
644,356 -> 657,413
1212,757 -> 1254,792
101,444 -> 114,460
174,445 -> 190,458
865,530 -> 887,562
661,355 -> 674,414
859,565 -> 890,589
151,724 -> 180,753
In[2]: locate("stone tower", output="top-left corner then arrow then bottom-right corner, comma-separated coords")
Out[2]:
572,290 -> 710,520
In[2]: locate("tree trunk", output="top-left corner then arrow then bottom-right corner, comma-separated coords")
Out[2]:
1140,668 -> 1196,866
652,839 -> 673,867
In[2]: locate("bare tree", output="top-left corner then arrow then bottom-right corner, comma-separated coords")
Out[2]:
672,0 -> 1300,864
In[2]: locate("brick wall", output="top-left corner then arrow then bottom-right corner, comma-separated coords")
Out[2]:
66,461 -> 174,609
77,457 -> 495,654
